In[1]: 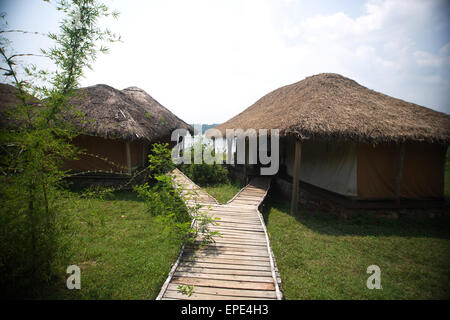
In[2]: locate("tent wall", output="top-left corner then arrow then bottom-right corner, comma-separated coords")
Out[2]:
281,138 -> 358,197
357,142 -> 446,199
280,138 -> 446,200
64,135 -> 146,173
401,143 -> 445,198
356,143 -> 398,198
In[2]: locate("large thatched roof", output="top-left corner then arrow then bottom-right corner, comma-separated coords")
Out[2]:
67,84 -> 192,141
215,73 -> 450,144
0,82 -> 192,142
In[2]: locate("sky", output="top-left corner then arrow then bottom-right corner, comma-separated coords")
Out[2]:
1,0 -> 449,124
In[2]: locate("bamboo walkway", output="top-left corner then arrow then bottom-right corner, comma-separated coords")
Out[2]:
156,168 -> 282,300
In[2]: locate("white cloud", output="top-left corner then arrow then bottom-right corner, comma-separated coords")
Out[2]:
276,0 -> 450,113
414,50 -> 444,68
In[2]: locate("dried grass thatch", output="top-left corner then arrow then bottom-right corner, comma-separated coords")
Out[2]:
66,84 -> 192,141
1,82 -> 192,142
215,73 -> 450,144
0,83 -> 40,128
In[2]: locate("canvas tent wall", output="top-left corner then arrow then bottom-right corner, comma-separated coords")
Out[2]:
357,142 -> 445,199
63,135 -> 148,173
280,137 -> 358,197
280,137 -> 446,200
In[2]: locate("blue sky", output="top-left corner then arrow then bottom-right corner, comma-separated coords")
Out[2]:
1,0 -> 449,123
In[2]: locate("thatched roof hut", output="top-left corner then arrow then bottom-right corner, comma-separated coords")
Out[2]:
0,83 -> 192,177
216,73 -> 449,144
215,73 -> 449,208
64,84 -> 192,176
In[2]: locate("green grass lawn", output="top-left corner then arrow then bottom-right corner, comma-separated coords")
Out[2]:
37,177 -> 241,299
39,191 -> 183,299
445,147 -> 450,198
35,149 -> 448,300
262,200 -> 450,299
204,181 -> 242,204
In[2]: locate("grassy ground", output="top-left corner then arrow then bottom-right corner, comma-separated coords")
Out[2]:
35,147 -> 448,300
39,191 -> 183,299
262,199 -> 450,299
445,147 -> 450,198
204,181 -> 242,204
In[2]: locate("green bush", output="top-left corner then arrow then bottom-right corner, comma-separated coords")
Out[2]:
134,143 -> 191,240
0,180 -> 74,297
135,142 -> 221,246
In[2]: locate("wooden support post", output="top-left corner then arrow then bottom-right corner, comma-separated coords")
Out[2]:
395,143 -> 405,206
126,142 -> 132,175
290,140 -> 302,215
244,137 -> 249,185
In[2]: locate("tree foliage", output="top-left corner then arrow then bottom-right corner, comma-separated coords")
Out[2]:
0,0 -> 119,296
135,143 -> 221,248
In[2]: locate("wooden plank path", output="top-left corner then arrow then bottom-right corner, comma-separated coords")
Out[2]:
157,168 -> 282,300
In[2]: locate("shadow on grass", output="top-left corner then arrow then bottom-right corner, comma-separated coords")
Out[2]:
261,195 -> 450,240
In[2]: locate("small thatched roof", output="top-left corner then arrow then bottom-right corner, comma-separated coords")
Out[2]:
67,84 -> 192,141
215,73 -> 450,144
0,82 -> 192,142
122,86 -> 193,139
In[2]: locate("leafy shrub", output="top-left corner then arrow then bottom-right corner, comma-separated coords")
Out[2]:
0,177 -> 76,297
134,143 -> 191,241
135,143 -> 221,245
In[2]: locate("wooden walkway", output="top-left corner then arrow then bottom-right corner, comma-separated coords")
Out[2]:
157,168 -> 282,300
